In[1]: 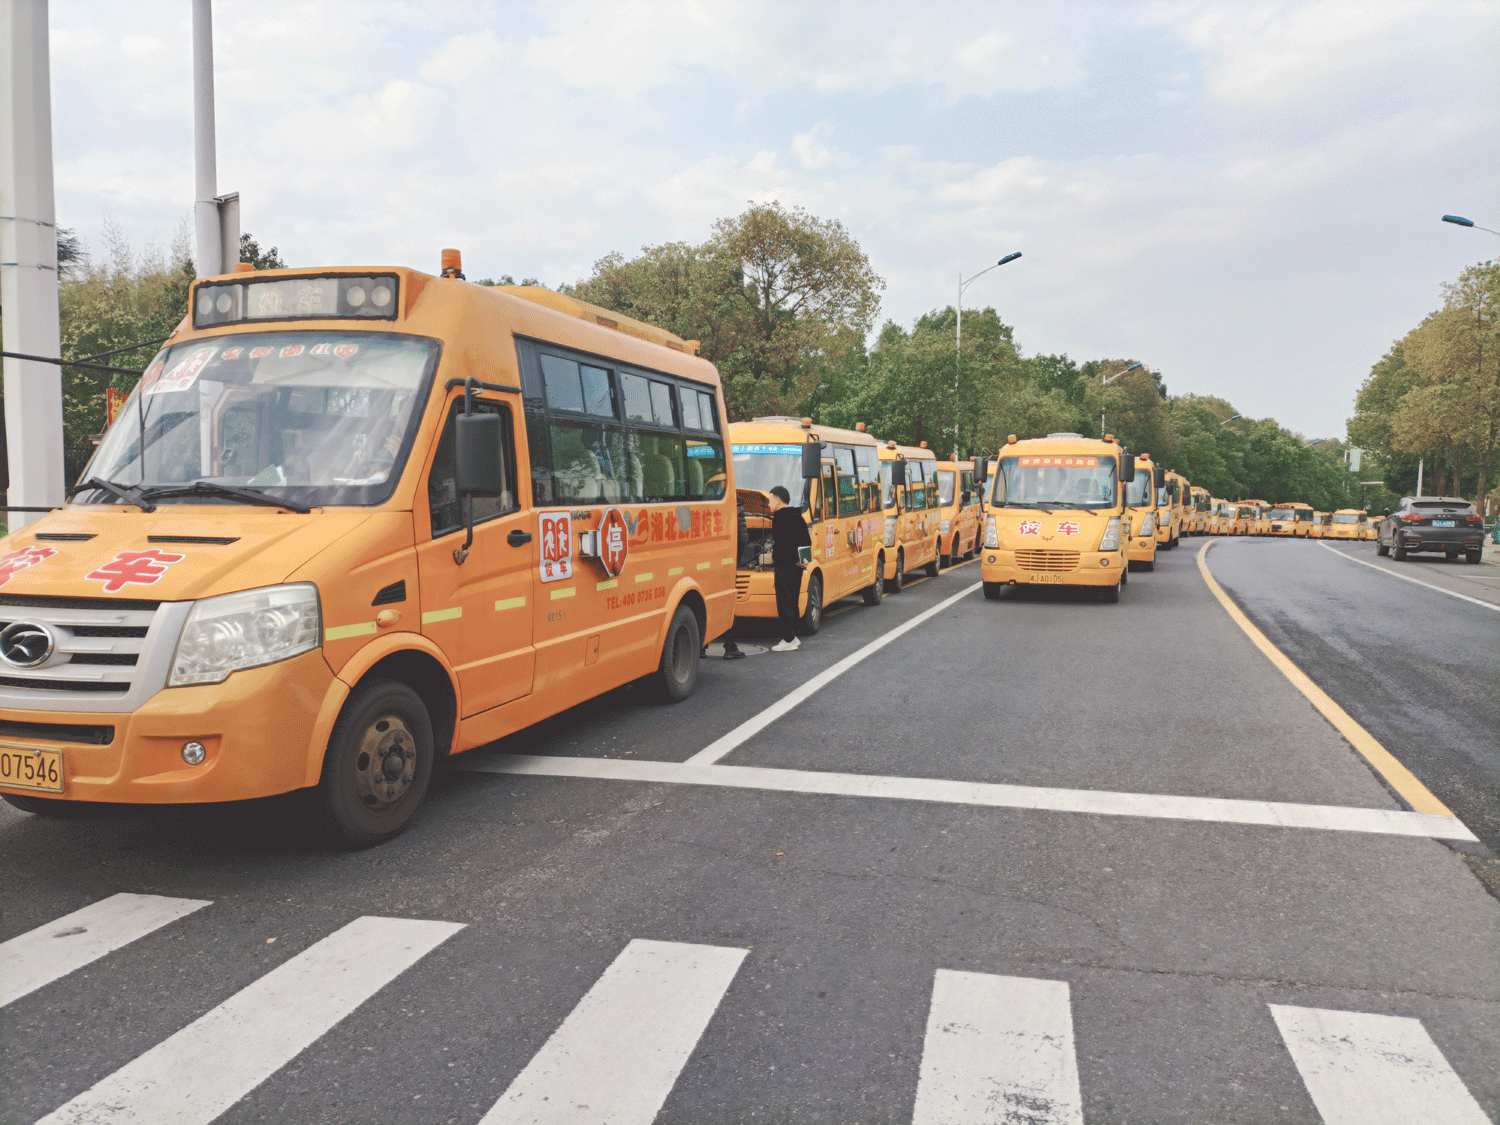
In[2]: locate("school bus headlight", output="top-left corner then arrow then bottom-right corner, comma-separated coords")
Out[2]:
169,584 -> 322,687
884,517 -> 897,548
1098,518 -> 1122,551
941,519 -> 951,534
1139,514 -> 1154,536
984,514 -> 998,549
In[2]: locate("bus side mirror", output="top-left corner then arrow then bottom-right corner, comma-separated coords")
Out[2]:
1153,466 -> 1166,490
972,456 -> 988,485
455,412 -> 505,496
891,459 -> 907,488
1119,451 -> 1135,483
801,441 -> 824,480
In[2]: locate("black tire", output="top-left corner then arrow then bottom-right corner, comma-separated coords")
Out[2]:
320,679 -> 434,848
983,581 -> 1002,600
1099,577 -> 1122,603
1140,558 -> 1155,572
657,604 -> 702,702
798,572 -> 823,636
862,556 -> 885,605
889,550 -> 905,593
925,541 -> 941,577
1376,538 -> 1390,557
1392,537 -> 1407,561
2,792 -> 110,818
1169,531 -> 1179,550
944,535 -> 960,568
1466,549 -> 1482,564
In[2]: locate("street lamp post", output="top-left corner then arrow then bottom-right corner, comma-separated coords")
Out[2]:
1098,362 -> 1142,437
1442,214 -> 1500,237
954,251 -> 1021,458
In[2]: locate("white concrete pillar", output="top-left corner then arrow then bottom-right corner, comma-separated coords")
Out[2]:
1,0 -> 65,528
193,0 -> 221,277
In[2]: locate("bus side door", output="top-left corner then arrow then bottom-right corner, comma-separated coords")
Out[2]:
416,394 -> 536,717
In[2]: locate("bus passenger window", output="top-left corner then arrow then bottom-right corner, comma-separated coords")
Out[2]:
679,391 -> 702,431
822,464 -> 837,520
428,399 -> 516,536
629,431 -> 687,502
684,437 -> 726,499
695,391 -> 719,433
550,421 -> 628,503
542,354 -> 616,418
833,448 -> 861,516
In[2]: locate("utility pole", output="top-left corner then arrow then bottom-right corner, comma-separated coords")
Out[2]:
193,0 -> 237,277
1,0 -> 65,529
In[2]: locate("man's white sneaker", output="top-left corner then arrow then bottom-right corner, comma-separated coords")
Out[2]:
771,638 -> 801,652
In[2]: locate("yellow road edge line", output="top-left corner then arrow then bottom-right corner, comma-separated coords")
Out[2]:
1196,539 -> 1456,817
324,621 -> 377,641
420,607 -> 462,624
494,597 -> 526,611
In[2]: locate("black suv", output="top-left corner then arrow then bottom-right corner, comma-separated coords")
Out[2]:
1376,496 -> 1485,563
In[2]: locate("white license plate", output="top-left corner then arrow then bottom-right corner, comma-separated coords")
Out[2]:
1433,520 -> 1455,527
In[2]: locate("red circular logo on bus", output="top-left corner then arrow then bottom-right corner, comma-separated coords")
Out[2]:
599,507 -> 630,577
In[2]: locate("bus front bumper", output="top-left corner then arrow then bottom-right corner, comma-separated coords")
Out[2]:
981,550 -> 1125,587
0,650 -> 336,805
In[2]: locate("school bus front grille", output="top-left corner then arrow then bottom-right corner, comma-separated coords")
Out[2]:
1015,550 -> 1080,573
734,574 -> 751,601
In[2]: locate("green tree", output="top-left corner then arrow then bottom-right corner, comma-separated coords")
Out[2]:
238,233 -> 285,270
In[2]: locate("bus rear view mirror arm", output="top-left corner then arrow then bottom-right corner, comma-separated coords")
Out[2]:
453,385 -> 506,565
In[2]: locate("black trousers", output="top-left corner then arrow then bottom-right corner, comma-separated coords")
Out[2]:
774,567 -> 802,642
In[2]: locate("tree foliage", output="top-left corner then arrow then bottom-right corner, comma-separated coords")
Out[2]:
1348,261 -> 1498,509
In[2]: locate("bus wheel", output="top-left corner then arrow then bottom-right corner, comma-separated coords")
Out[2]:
1099,577 -> 1122,603
320,679 -> 434,848
925,541 -> 941,577
657,605 -> 701,703
890,550 -> 905,593
944,535 -> 959,568
862,558 -> 884,605
983,581 -> 1002,600
799,572 -> 824,635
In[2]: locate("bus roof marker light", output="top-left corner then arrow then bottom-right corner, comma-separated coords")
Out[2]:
440,248 -> 465,279
1007,434 -> 1017,444
800,417 -> 812,428
234,261 -> 254,273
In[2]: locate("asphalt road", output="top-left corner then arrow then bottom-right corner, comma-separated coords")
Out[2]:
2,538 -> 1496,1124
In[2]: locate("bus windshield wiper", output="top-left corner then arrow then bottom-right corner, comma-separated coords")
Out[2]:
69,477 -> 156,512
1002,501 -> 1055,514
143,481 -> 311,514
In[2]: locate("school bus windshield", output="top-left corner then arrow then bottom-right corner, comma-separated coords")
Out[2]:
936,470 -> 956,507
996,455 -> 1117,508
79,331 -> 439,508
731,444 -> 807,502
1331,512 -> 1362,523
1124,471 -> 1153,507
1269,508 -> 1298,520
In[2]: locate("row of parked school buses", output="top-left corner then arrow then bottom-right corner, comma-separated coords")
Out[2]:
0,252 -> 1377,845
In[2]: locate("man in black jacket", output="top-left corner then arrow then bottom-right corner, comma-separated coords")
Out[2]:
768,485 -> 811,651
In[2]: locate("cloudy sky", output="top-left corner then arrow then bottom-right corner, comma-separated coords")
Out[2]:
47,0 -> 1500,438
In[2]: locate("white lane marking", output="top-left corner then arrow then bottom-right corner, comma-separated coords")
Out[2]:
0,893 -> 211,1009
37,915 -> 464,1125
687,582 -> 982,764
1270,1004 -> 1490,1125
912,971 -> 1083,1125
480,938 -> 746,1125
1318,542 -> 1500,613
461,755 -> 1478,842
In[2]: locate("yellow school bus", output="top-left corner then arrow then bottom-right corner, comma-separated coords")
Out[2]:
1123,453 -> 1162,570
1326,509 -> 1366,540
980,432 -> 1133,602
1154,471 -> 1188,549
1239,500 -> 1270,535
1362,514 -> 1380,540
1208,499 -> 1235,535
1308,511 -> 1329,539
934,460 -> 983,566
1266,502 -> 1311,537
877,441 -> 941,591
1186,486 -> 1209,535
729,417 -> 884,621
0,255 -> 735,844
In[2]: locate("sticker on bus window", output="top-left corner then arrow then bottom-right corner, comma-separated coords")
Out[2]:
538,511 -> 573,583
145,347 -> 216,396
335,344 -> 359,358
731,444 -> 802,455
220,347 -> 243,360
1018,456 -> 1098,468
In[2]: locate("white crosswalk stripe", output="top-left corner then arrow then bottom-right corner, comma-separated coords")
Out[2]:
479,938 -> 748,1125
0,892 -> 211,1009
35,915 -> 465,1125
1270,1004 -> 1490,1125
912,970 -> 1084,1125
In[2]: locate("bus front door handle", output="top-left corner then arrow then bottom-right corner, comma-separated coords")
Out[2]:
508,529 -> 533,547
